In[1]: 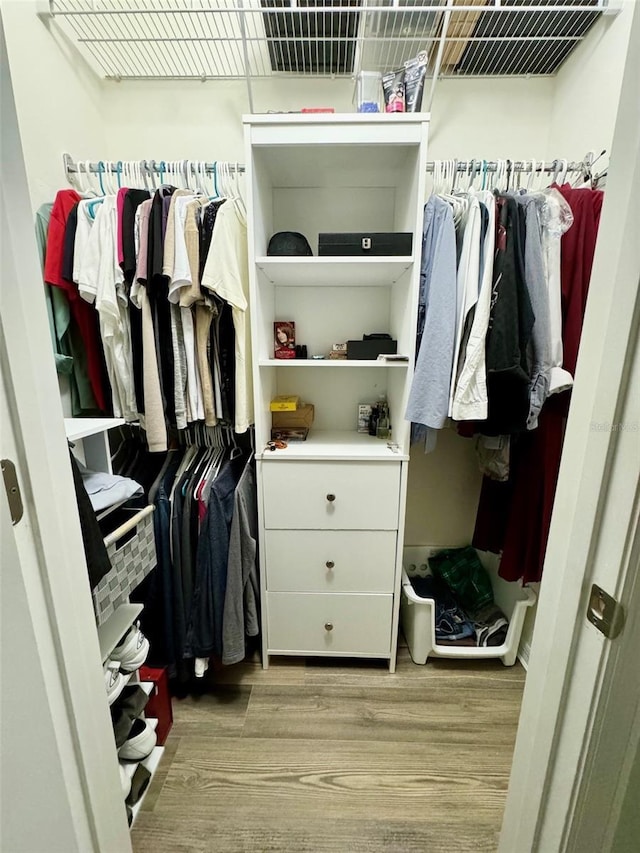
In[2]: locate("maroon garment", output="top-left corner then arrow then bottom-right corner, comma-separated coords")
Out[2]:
45,189 -> 109,412
473,185 -> 603,584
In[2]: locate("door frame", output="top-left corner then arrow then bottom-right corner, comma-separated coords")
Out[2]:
499,3 -> 640,849
1,3 -> 638,851
0,16 -> 131,853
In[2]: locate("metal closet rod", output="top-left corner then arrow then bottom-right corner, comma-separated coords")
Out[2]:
62,155 -> 591,180
62,154 -> 245,177
425,160 -> 585,174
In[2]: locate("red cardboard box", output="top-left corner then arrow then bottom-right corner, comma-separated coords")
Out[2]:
139,666 -> 173,745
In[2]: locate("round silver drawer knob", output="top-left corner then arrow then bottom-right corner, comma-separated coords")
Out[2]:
324,622 -> 334,632
326,493 -> 336,503
326,561 -> 335,569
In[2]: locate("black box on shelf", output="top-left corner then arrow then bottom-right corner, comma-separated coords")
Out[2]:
318,232 -> 413,257
347,338 -> 398,360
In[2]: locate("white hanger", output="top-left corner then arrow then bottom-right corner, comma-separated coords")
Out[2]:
431,160 -> 440,195
200,161 -> 210,196
105,161 -> 115,194
234,161 -> 247,217
71,160 -> 86,194
558,158 -> 569,185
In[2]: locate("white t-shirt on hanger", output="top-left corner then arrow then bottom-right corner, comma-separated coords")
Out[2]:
201,201 -> 253,433
76,195 -> 137,421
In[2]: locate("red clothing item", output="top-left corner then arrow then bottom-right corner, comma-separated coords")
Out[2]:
44,190 -> 108,412
474,185 -> 603,585
555,184 -> 604,376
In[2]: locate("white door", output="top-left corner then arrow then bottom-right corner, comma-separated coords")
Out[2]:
500,3 -> 640,850
0,17 -> 131,853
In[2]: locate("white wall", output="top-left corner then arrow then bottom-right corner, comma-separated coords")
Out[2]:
1,1 -> 106,212
99,75 -> 554,163
546,0 -> 636,161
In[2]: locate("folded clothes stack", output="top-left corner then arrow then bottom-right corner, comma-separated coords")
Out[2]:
74,455 -> 143,511
409,547 -> 509,647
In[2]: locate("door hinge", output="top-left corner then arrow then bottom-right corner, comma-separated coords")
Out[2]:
1,459 -> 24,525
587,584 -> 625,639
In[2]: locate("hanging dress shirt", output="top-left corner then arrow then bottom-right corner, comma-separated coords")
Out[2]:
448,195 -> 481,417
451,190 -> 496,421
536,188 -> 574,395
513,194 -> 552,430
201,202 -> 253,433
405,196 -> 458,436
77,195 -> 137,421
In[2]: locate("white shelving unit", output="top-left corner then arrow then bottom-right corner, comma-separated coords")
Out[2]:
246,114 -> 429,672
256,257 -> 415,287
119,712 -> 165,826
65,418 -> 164,830
129,745 -> 165,825
98,604 -> 143,663
64,416 -> 124,473
261,430 -> 408,462
259,359 -> 408,368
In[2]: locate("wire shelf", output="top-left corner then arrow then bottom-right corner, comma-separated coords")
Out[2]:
46,1 -> 608,82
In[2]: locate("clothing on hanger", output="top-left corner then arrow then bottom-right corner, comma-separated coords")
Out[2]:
473,184 -> 604,584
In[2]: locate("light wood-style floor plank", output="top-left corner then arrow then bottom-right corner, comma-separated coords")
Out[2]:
152,736 -> 511,818
131,657 -> 526,852
133,813 -> 501,853
242,683 -> 523,745
304,650 -> 527,689
170,685 -> 252,738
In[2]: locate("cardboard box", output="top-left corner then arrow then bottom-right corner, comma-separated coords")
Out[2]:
270,395 -> 300,412
272,403 -> 315,429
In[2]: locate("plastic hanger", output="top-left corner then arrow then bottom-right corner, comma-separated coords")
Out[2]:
213,162 -> 221,199
558,159 -> 569,185
97,161 -> 106,195
505,159 -> 513,192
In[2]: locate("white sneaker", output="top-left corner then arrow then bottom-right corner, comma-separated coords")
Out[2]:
104,659 -> 126,705
119,763 -> 132,799
112,622 -> 150,674
118,718 -> 157,761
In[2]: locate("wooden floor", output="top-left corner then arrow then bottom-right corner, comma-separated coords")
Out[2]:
132,646 -> 526,853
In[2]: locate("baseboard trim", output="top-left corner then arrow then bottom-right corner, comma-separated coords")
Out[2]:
518,642 -> 532,671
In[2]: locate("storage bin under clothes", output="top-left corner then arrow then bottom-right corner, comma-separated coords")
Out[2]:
400,546 -> 536,667
92,505 -> 157,626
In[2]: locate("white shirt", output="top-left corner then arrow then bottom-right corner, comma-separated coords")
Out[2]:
201,201 -> 253,433
451,190 -> 496,421
449,196 -> 481,417
76,195 -> 137,421
73,199 -> 96,287
169,195 -> 196,304
538,188 -> 574,395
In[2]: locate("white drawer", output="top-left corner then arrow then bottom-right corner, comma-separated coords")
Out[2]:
262,461 -> 400,530
266,592 -> 393,657
265,530 -> 397,593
